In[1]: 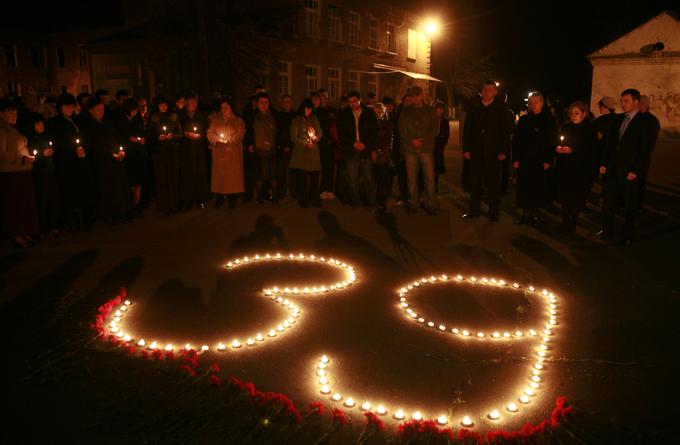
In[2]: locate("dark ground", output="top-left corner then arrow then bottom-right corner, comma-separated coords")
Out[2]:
1,134 -> 679,444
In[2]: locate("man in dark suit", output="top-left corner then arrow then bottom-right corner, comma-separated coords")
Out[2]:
595,88 -> 655,245
338,91 -> 379,213
461,80 -> 514,222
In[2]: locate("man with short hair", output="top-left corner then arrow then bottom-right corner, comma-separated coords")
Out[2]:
398,86 -> 440,214
276,94 -> 296,199
461,80 -> 513,221
253,92 -> 278,204
595,88 -> 655,245
338,91 -> 379,213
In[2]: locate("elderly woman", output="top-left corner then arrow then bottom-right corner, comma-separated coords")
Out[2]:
0,100 -> 39,247
207,97 -> 246,209
512,92 -> 556,226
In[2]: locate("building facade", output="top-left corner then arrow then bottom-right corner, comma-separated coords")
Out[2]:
588,10 -> 680,138
87,0 -> 437,109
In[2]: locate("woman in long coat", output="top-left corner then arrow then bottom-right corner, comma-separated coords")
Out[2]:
289,99 -> 323,208
207,97 -> 245,209
178,93 -> 210,208
81,97 -> 132,224
0,100 -> 39,247
149,97 -> 182,214
512,92 -> 555,226
114,97 -> 146,216
46,93 -> 95,231
555,101 -> 599,232
25,112 -> 60,235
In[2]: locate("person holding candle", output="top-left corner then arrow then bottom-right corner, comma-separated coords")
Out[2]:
338,91 -> 379,214
0,99 -> 40,247
276,94 -> 297,200
207,97 -> 246,209
46,93 -> 95,232
512,92 -> 555,227
372,102 -> 394,212
290,99 -> 323,208
24,112 -> 60,235
114,97 -> 146,218
178,92 -> 210,209
433,101 -> 450,195
149,96 -> 182,214
81,97 -> 132,224
252,92 -> 279,205
554,101 -> 598,233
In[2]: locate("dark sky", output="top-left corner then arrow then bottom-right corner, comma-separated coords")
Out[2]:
406,0 -> 678,106
6,0 -> 678,106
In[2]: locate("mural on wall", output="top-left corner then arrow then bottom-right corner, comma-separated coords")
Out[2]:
648,92 -> 680,122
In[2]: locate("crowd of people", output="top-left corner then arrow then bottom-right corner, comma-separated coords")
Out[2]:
0,79 -> 659,249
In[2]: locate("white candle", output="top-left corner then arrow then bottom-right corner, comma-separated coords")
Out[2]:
461,416 -> 473,427
507,402 -> 518,412
394,409 -> 405,420
488,410 -> 500,420
437,415 -> 448,425
412,411 -> 422,420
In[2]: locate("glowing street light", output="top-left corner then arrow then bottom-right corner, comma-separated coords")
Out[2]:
424,18 -> 440,37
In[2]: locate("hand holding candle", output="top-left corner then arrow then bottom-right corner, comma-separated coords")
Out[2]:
75,138 -> 86,158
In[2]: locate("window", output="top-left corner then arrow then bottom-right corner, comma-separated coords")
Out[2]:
78,46 -> 88,68
367,74 -> 378,95
278,61 -> 292,97
329,13 -> 342,42
256,60 -> 269,90
348,11 -> 360,46
347,70 -> 359,93
407,29 -> 417,61
56,47 -> 65,68
369,18 -> 379,49
4,45 -> 17,67
305,65 -> 320,97
386,22 -> 396,53
305,0 -> 320,38
31,47 -> 46,68
327,68 -> 341,101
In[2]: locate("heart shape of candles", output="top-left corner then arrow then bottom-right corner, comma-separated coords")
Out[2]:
315,274 -> 560,428
99,253 -> 357,355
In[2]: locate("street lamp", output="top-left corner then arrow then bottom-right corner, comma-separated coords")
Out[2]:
424,18 -> 440,37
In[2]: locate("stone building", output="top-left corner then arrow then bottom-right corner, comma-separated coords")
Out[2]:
588,9 -> 680,137
86,0 -> 440,108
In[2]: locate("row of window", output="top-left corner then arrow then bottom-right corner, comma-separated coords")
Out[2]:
2,45 -> 88,69
305,1 -> 397,53
265,61 -> 378,101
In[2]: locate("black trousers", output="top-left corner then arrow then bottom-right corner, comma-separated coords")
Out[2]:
294,169 -> 320,207
243,150 -> 256,200
602,173 -> 641,240
469,154 -> 501,217
375,163 -> 393,207
319,142 -> 335,193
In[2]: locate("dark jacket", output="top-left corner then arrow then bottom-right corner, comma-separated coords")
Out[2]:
602,112 -> 655,177
512,111 -> 556,209
556,120 -> 598,208
398,104 -> 439,154
337,105 -> 379,160
462,98 -> 514,158
434,116 -> 450,174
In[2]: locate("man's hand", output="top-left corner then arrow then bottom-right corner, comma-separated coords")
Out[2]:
23,155 -> 36,165
599,166 -> 606,175
412,138 -> 424,149
627,172 -> 638,181
498,154 -> 507,161
43,148 -> 54,157
76,147 -> 86,158
512,161 -> 519,169
354,141 -> 365,151
543,163 -> 551,170
463,151 -> 471,160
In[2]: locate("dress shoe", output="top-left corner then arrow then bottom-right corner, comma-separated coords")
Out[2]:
461,212 -> 480,219
591,229 -> 613,240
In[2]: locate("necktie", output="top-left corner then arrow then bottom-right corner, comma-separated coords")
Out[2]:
619,114 -> 630,140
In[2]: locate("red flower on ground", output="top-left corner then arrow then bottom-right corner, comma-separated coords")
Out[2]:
209,375 -> 222,386
309,402 -> 325,416
209,363 -> 221,373
331,408 -> 348,426
363,411 -> 385,430
181,365 -> 197,377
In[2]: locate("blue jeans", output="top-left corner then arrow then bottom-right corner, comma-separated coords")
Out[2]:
405,150 -> 437,209
345,157 -> 377,209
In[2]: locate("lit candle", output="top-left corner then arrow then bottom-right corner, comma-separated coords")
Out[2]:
344,397 -> 355,407
193,126 -> 198,132
376,405 -> 387,415
437,415 -> 448,425
560,135 -> 565,146
48,141 -> 53,147
320,385 -> 330,394
394,409 -> 405,420
488,410 -> 500,420
232,339 -> 241,349
461,416 -> 473,427
412,411 -> 423,421
332,393 -> 342,401
119,146 -> 124,153
519,395 -> 530,404
33,149 -> 38,156
361,401 -> 371,411
507,402 -> 518,412
201,345 -> 209,352
137,339 -> 146,347
162,125 -> 167,133
217,343 -> 226,351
